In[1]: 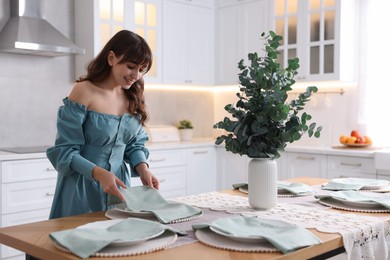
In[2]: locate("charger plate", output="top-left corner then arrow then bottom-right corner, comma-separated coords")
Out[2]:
55,231 -> 177,257
195,229 -> 278,253
317,197 -> 390,213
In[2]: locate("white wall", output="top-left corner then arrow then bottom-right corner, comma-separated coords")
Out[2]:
0,0 -> 75,147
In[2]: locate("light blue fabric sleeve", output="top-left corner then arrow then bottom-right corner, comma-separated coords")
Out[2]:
124,126 -> 149,177
46,98 -> 96,181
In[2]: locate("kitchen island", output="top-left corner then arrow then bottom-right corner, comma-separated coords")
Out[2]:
2,177 -> 389,260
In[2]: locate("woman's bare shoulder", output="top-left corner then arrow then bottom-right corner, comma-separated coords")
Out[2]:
68,81 -> 94,107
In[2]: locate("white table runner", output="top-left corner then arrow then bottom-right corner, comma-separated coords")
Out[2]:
172,191 -> 390,260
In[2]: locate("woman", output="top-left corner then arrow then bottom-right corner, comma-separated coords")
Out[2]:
46,30 -> 159,219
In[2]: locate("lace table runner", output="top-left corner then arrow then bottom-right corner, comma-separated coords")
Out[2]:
173,191 -> 390,260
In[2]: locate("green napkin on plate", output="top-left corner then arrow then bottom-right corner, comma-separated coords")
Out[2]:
233,182 -> 314,195
49,218 -> 180,259
192,216 -> 321,254
277,182 -> 314,195
232,183 -> 248,190
322,178 -> 388,191
315,190 -> 390,208
119,186 -> 202,223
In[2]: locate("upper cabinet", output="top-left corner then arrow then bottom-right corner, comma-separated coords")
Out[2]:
272,0 -> 358,82
215,0 -> 271,85
162,0 -> 214,85
74,0 -> 162,83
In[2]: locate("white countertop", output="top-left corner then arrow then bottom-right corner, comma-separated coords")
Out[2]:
284,144 -> 381,158
0,138 -> 216,161
0,140 -> 387,161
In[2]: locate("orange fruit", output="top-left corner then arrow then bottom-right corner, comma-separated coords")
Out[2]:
339,135 -> 348,144
364,136 -> 372,144
346,136 -> 357,144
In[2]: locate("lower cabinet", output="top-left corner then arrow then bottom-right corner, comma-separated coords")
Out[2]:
0,158 -> 57,260
131,145 -> 217,197
131,148 -> 187,199
285,152 -> 327,179
186,147 -> 216,195
327,155 -> 376,179
283,152 -> 376,180
215,147 -> 250,190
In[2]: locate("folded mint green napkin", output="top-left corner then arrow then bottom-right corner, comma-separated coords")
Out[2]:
322,178 -> 388,191
315,191 -> 390,208
277,182 -> 314,195
233,182 -> 313,195
49,218 -> 180,259
192,216 -> 321,254
120,186 -> 202,223
232,183 -> 248,189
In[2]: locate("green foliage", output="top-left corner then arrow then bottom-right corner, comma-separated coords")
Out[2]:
176,119 -> 194,129
214,31 -> 322,159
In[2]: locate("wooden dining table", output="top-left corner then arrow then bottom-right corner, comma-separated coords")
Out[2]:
0,177 -> 388,260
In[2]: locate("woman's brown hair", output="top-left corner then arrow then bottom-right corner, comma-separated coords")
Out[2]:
77,30 -> 152,125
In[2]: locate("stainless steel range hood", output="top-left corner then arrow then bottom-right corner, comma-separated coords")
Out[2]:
0,0 -> 85,57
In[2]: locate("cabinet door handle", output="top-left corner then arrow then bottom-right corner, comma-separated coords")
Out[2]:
46,167 -> 56,171
150,158 -> 166,162
194,150 -> 208,154
159,178 -> 166,183
296,156 -> 315,160
46,192 -> 55,196
340,162 -> 362,167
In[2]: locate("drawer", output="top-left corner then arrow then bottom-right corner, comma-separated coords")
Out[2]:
2,179 -> 56,214
327,155 -> 375,174
148,149 -> 185,168
154,165 -> 186,192
1,209 -> 51,259
1,158 -> 57,183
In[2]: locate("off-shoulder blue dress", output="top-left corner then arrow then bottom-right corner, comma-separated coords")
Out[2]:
46,98 -> 149,219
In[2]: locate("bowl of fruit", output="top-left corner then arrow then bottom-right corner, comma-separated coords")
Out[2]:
339,130 -> 372,147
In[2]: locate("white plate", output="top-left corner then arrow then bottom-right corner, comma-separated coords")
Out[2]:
114,203 -> 155,217
238,187 -> 248,194
330,178 -> 389,190
209,226 -> 266,243
77,219 -> 164,246
330,196 -> 382,209
55,232 -> 178,257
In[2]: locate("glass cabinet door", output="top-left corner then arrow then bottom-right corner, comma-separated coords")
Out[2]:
273,0 -> 337,81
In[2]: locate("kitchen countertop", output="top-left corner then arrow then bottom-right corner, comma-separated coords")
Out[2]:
284,144 -> 383,158
0,138 -> 216,161
0,140 -> 386,161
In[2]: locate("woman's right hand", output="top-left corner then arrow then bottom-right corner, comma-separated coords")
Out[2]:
92,166 -> 126,201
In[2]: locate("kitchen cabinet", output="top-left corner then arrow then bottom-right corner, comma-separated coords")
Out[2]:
186,147 -> 216,195
215,0 -> 271,85
272,0 -> 358,82
0,158 -> 57,260
162,0 -> 214,85
216,148 -> 287,189
285,152 -> 327,178
131,148 -> 187,198
132,144 -> 217,196
74,0 -> 162,83
327,155 -> 376,179
215,147 -> 250,190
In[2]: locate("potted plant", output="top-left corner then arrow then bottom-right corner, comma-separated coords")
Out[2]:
176,119 -> 194,141
213,31 -> 322,209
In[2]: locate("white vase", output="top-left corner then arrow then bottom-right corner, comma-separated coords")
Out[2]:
248,158 -> 278,210
179,129 -> 193,141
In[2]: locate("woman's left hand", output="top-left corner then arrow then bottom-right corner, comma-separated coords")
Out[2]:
136,163 -> 160,189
